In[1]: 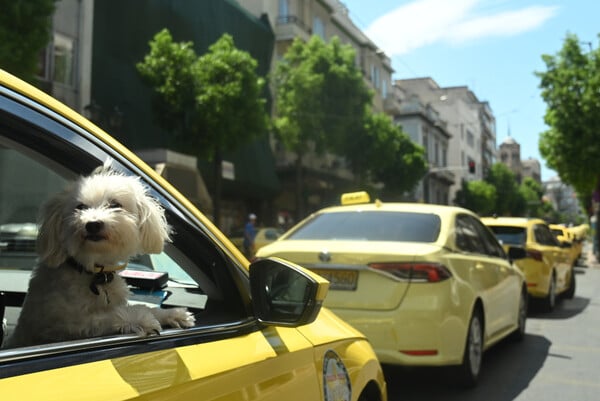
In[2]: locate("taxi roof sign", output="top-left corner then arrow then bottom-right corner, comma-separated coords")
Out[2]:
341,191 -> 370,205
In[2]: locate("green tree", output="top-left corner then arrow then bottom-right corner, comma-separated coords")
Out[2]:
137,29 -> 267,227
536,33 -> 600,197
455,180 -> 497,215
485,163 -> 526,216
363,113 -> 428,198
272,36 -> 371,218
0,0 -> 57,82
536,33 -> 600,250
519,177 -> 544,217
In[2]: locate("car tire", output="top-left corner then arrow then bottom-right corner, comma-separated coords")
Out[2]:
510,289 -> 528,342
542,273 -> 557,312
563,268 -> 576,299
455,308 -> 483,388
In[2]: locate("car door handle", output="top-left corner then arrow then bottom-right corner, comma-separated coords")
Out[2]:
475,263 -> 485,270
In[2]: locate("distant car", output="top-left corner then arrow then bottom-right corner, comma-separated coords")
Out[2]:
229,226 -> 283,254
482,217 -> 575,311
549,224 -> 580,266
0,69 -> 387,401
257,192 -> 527,387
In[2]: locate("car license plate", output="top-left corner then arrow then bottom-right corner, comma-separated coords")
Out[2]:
311,269 -> 358,291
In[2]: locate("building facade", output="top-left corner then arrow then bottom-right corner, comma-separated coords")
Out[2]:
395,78 -> 491,203
386,84 -> 454,204
239,0 -> 395,217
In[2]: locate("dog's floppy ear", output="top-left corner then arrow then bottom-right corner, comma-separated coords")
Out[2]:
137,193 -> 171,254
37,192 -> 69,268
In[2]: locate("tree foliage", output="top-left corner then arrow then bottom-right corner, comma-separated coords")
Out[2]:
364,113 -> 428,197
536,33 -> 600,196
456,180 -> 497,216
273,36 -> 369,156
137,29 -> 267,226
273,35 -> 427,214
485,163 -> 526,216
0,0 -> 57,82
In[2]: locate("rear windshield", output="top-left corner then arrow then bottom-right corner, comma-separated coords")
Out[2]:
487,226 -> 526,245
287,211 -> 441,242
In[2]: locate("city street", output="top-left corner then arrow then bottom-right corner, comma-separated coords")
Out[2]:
386,243 -> 600,401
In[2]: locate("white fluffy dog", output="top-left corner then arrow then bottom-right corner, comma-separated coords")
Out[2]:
4,166 -> 195,348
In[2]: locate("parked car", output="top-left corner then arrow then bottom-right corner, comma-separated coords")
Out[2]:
256,191 -> 527,387
550,224 -> 580,266
0,69 -> 387,401
482,217 -> 575,311
229,226 -> 283,254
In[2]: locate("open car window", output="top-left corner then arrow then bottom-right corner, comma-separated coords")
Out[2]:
0,90 -> 249,357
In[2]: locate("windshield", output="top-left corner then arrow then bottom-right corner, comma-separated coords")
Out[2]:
287,211 -> 441,242
488,226 -> 526,246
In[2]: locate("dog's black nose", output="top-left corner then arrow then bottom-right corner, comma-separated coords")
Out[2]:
85,221 -> 104,234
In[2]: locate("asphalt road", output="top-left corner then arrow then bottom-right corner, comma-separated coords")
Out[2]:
386,244 -> 600,401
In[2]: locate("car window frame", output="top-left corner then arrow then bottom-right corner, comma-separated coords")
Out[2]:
533,223 -> 559,246
467,216 -> 507,259
0,85 -> 260,377
455,213 -> 486,254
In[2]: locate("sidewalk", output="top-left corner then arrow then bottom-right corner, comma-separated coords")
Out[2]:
583,241 -> 600,269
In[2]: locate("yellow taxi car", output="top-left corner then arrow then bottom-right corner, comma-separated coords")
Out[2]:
568,224 -> 588,262
482,217 -> 575,311
0,70 -> 387,401
549,224 -> 580,267
256,192 -> 527,387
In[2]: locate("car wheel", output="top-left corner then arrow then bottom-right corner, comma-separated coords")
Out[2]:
455,309 -> 483,388
563,268 -> 576,299
542,274 -> 556,312
511,289 -> 527,341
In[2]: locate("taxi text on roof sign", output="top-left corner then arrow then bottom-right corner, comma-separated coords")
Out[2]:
340,191 -> 370,205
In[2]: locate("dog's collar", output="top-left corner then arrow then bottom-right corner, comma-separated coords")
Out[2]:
66,257 -> 127,299
66,257 -> 128,274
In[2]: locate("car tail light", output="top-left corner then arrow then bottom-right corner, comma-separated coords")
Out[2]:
526,249 -> 543,262
368,262 -> 452,283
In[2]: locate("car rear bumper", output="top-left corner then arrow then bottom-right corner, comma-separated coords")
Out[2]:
329,283 -> 470,367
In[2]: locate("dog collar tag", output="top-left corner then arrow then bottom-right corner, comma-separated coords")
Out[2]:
89,272 -> 114,296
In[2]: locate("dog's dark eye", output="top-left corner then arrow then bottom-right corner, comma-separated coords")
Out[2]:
75,203 -> 88,211
109,201 -> 122,209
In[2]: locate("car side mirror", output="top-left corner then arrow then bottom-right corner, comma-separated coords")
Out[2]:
249,257 -> 329,327
507,246 -> 527,261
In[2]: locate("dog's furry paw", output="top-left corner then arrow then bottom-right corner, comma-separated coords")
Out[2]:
152,307 -> 196,329
117,304 -> 162,336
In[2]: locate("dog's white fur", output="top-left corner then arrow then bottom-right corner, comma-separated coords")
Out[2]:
4,166 -> 195,348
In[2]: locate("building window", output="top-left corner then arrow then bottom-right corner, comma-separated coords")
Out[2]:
313,16 -> 325,39
278,0 -> 289,17
466,130 -> 474,148
381,78 -> 388,99
53,32 -> 75,86
36,46 -> 51,81
434,141 -> 439,166
370,65 -> 380,88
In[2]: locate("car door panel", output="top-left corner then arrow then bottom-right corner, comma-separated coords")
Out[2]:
2,329 -> 321,401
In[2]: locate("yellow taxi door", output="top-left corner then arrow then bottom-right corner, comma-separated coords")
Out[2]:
1,328 -> 322,401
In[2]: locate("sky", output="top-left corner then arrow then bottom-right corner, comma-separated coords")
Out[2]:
341,0 -> 600,182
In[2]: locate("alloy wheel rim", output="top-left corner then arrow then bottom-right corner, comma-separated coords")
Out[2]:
469,316 -> 483,375
519,294 -> 527,333
549,277 -> 556,307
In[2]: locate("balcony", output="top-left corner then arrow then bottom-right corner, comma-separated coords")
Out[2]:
275,15 -> 311,41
